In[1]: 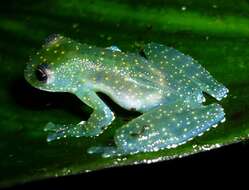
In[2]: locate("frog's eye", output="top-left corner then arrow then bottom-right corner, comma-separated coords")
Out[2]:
35,64 -> 48,82
139,49 -> 148,59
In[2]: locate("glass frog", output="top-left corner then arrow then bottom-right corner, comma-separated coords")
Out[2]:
24,34 -> 228,158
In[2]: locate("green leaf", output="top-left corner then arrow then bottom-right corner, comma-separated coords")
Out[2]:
0,0 -> 249,187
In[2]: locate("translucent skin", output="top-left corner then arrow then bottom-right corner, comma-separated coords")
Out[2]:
24,35 -> 228,157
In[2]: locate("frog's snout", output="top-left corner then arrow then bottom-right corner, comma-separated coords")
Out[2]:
24,61 -> 33,84
45,34 -> 62,45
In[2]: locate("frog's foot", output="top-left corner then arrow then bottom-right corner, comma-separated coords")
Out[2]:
44,122 -> 67,132
44,121 -> 87,142
88,146 -> 122,158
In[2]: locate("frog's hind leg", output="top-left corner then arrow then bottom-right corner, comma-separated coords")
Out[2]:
88,102 -> 225,157
143,43 -> 228,101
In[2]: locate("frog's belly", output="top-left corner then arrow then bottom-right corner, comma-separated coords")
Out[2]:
111,90 -> 164,112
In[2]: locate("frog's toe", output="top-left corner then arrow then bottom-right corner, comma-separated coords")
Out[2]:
44,122 -> 64,132
87,146 -> 120,158
105,45 -> 121,52
44,123 -> 71,142
47,130 -> 67,142
211,85 -> 229,101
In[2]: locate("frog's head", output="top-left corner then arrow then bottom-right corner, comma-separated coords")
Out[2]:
24,34 -> 79,92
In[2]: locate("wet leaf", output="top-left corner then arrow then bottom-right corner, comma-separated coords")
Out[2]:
0,0 -> 249,187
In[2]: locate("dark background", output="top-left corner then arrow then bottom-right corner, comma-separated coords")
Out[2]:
6,142 -> 249,189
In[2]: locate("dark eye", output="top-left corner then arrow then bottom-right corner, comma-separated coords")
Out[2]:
139,49 -> 148,59
35,64 -> 48,82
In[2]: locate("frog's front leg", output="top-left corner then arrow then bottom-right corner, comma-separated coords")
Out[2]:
45,88 -> 115,142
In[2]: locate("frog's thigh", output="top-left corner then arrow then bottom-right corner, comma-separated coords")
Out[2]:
143,43 -> 228,101
114,102 -> 225,155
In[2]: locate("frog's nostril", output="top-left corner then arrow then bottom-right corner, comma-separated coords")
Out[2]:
45,34 -> 62,45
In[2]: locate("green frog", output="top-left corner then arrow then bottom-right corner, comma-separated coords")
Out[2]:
24,34 -> 228,157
